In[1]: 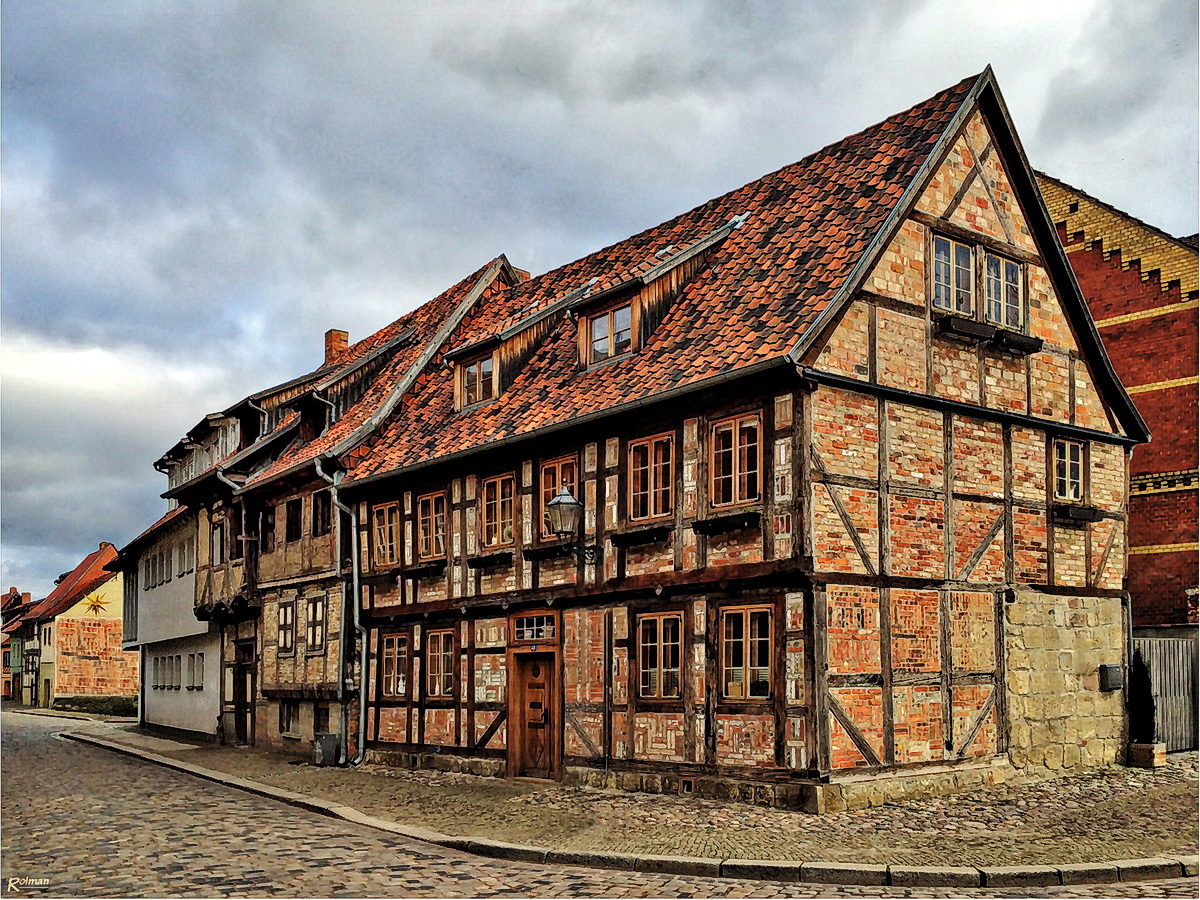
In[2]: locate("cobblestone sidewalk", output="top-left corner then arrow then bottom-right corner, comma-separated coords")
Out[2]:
79,721 -> 1199,868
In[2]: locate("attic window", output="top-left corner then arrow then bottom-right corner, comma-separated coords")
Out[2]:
985,252 -> 1022,328
458,354 -> 496,408
932,236 -> 973,315
587,303 -> 632,365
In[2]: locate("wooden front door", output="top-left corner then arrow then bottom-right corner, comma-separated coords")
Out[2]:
233,641 -> 255,746
514,653 -> 556,778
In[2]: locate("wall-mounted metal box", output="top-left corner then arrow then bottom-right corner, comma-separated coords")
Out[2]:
1099,664 -> 1123,692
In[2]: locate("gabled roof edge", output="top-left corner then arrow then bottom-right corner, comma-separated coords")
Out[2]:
785,68 -> 992,367
784,66 -> 1149,444
980,79 -> 1150,443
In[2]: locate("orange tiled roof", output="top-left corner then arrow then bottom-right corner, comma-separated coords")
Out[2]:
242,257 -> 511,488
347,73 -> 980,482
26,543 -> 119,621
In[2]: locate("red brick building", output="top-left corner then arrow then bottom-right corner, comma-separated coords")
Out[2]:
1037,174 -> 1198,626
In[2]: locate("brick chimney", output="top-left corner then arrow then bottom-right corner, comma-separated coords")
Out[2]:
324,329 -> 349,364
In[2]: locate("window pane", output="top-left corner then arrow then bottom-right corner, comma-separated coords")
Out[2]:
432,497 -> 445,556
480,357 -> 494,400
1005,261 -> 1021,327
712,425 -> 735,505
724,613 -> 744,698
465,363 -> 479,405
954,243 -> 973,313
613,305 -> 632,355
738,419 -> 760,502
590,314 -> 610,363
932,237 -> 951,309
652,437 -> 673,516
749,610 -> 771,698
630,442 -> 650,519
986,254 -> 1002,322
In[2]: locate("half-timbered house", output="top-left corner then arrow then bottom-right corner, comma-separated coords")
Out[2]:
329,69 -> 1147,810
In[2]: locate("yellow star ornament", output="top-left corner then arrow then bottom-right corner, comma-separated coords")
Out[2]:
84,594 -> 108,615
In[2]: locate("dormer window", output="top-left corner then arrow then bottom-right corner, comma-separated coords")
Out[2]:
459,354 -> 496,407
932,236 -> 973,314
587,303 -> 632,365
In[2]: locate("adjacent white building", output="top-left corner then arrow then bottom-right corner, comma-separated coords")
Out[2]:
117,506 -> 220,739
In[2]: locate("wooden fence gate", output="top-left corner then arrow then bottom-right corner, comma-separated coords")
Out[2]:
1133,637 -> 1198,752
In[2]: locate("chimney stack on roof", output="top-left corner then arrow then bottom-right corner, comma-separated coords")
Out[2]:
325,329 -> 349,364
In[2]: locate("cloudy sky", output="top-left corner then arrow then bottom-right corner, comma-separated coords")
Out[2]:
3,0 -> 1196,599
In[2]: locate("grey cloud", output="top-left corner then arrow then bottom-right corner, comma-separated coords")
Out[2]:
2,0 -> 1195,599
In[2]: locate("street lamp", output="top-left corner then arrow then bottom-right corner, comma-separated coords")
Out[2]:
545,484 -> 599,563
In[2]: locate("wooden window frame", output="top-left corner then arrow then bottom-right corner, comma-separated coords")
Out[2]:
313,703 -> 330,734
637,612 -> 683,700
628,432 -> 675,522
931,234 -> 975,315
584,301 -> 634,366
416,491 -> 447,560
285,498 -> 303,543
1053,438 -> 1085,502
311,490 -> 332,538
305,593 -> 326,654
510,611 -> 558,645
985,251 -> 1023,328
381,632 -> 409,699
425,629 -> 455,700
458,353 -> 497,408
260,507 -> 277,554
481,474 -> 515,549
277,599 -> 296,655
372,501 -> 401,568
279,699 -> 300,736
539,455 -> 578,539
720,605 -> 773,702
709,412 -> 763,509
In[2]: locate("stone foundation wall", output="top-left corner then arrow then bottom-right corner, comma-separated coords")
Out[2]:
1004,590 -> 1126,770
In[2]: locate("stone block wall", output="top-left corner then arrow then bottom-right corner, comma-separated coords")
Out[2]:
1004,590 -> 1125,770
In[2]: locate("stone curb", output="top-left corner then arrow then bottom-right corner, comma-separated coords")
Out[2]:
62,731 -> 1198,888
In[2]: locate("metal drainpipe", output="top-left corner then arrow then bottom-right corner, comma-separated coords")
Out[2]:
213,468 -> 243,747
247,398 -> 268,436
1121,591 -> 1134,755
315,456 -> 366,766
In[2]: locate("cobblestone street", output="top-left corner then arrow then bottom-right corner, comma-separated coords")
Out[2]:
162,734 -> 1199,866
2,710 -> 1196,898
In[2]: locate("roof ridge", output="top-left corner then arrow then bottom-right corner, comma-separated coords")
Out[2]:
513,71 -> 987,301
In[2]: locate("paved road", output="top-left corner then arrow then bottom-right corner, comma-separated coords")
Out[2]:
1,711 -> 1194,899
